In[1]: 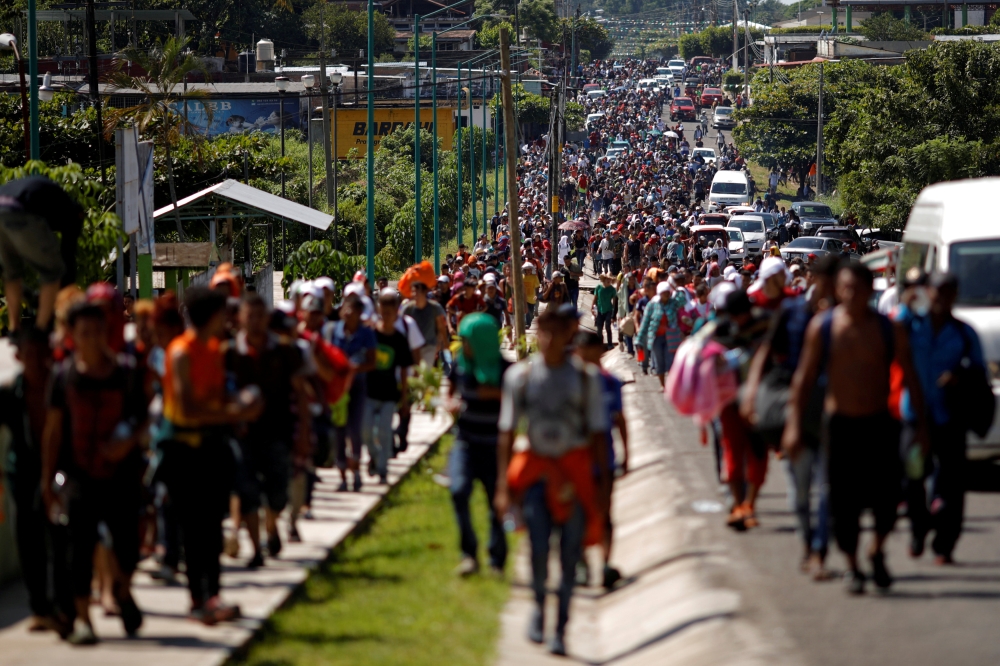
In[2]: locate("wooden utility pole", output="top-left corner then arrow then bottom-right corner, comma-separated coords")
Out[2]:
500,27 -> 527,358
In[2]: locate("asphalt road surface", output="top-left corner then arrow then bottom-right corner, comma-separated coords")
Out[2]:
621,352 -> 1000,666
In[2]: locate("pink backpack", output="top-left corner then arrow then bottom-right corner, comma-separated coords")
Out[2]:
666,329 -> 737,426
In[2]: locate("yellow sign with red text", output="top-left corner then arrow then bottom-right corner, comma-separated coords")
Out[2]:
331,107 -> 456,159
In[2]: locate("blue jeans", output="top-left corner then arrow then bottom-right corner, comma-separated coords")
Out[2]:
525,302 -> 536,329
651,336 -> 674,376
782,444 -> 830,556
569,286 -> 580,309
449,439 -> 507,568
523,482 -> 584,634
362,399 -> 396,477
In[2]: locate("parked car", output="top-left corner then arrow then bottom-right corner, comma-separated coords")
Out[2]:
816,225 -> 868,253
700,87 -> 724,107
727,228 -> 746,265
727,216 -> 769,255
791,201 -> 838,236
713,106 -> 735,129
670,96 -> 697,121
779,236 -> 849,262
692,147 -> 717,164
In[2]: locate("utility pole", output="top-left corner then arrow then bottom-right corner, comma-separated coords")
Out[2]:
500,27 -> 527,358
732,0 -> 739,70
319,9 -> 336,247
546,87 -> 558,281
816,62 -> 824,197
86,0 -> 106,185
366,0 -> 375,284
743,10 -> 750,101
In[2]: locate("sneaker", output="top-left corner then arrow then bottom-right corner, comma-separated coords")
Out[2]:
353,474 -> 363,492
602,565 -> 622,590
120,596 -> 143,637
726,506 -> 746,531
379,474 -> 389,485
337,480 -> 349,492
870,552 -> 893,591
527,607 -> 544,644
845,569 -> 866,595
190,603 -> 216,626
455,556 -> 479,577
150,564 -> 180,586
246,551 -> 264,569
289,524 -> 302,543
66,620 -> 98,646
267,533 -> 282,558
549,632 -> 567,656
204,596 -> 241,624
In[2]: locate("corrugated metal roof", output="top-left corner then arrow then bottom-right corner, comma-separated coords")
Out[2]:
154,180 -> 333,230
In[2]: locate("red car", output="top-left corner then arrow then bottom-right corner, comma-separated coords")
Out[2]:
670,96 -> 696,121
700,87 -> 723,107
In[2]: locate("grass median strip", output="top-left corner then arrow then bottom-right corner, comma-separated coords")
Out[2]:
236,436 -> 513,666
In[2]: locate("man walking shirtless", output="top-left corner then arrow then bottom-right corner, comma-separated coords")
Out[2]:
784,262 -> 927,594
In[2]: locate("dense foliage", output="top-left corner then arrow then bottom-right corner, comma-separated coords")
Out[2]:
734,42 -> 1000,230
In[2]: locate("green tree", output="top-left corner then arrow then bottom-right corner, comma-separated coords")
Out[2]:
825,42 -> 1000,229
519,0 -> 559,43
732,66 -> 820,191
569,17 -> 615,61
302,1 -> 395,58
858,12 -> 930,41
105,36 -> 211,241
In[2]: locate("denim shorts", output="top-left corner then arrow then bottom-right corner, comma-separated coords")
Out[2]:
0,209 -> 65,283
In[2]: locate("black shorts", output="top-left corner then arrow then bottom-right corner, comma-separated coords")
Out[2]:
825,411 -> 901,551
234,438 -> 291,514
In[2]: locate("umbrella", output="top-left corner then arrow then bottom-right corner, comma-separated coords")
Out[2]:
558,220 -> 590,231
665,131 -> 679,138
650,129 -> 663,136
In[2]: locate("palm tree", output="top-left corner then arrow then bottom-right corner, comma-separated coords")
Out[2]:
104,36 -> 211,241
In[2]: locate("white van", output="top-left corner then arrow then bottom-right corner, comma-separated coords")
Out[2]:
586,89 -> 606,101
708,170 -> 751,207
900,177 -> 1000,457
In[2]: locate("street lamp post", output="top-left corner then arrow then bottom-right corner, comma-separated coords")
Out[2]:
331,72 -> 343,250
0,33 -> 30,162
481,64 -> 488,230
413,14 -> 423,263
276,75 -> 289,267
276,76 -> 289,198
431,31 -> 440,270
302,74 -> 316,218
457,61 -> 464,248
366,0 -> 376,285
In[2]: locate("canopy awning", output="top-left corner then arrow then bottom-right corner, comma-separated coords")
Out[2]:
154,179 -> 333,231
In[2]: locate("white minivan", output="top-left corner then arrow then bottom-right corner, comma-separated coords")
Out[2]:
708,170 -> 752,207
900,177 -> 1000,457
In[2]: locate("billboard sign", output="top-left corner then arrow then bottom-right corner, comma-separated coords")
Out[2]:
332,107 -> 456,159
166,97 -> 307,137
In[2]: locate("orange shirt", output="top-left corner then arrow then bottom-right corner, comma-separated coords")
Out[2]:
163,329 -> 225,428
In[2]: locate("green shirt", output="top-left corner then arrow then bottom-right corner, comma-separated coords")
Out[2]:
594,284 -> 617,314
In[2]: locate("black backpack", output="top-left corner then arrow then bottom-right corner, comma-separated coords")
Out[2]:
943,320 -> 995,438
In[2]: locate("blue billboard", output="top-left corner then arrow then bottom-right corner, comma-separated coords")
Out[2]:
166,97 -> 307,138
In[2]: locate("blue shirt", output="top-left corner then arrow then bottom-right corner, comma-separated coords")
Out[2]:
323,320 -> 378,369
897,307 -> 985,426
